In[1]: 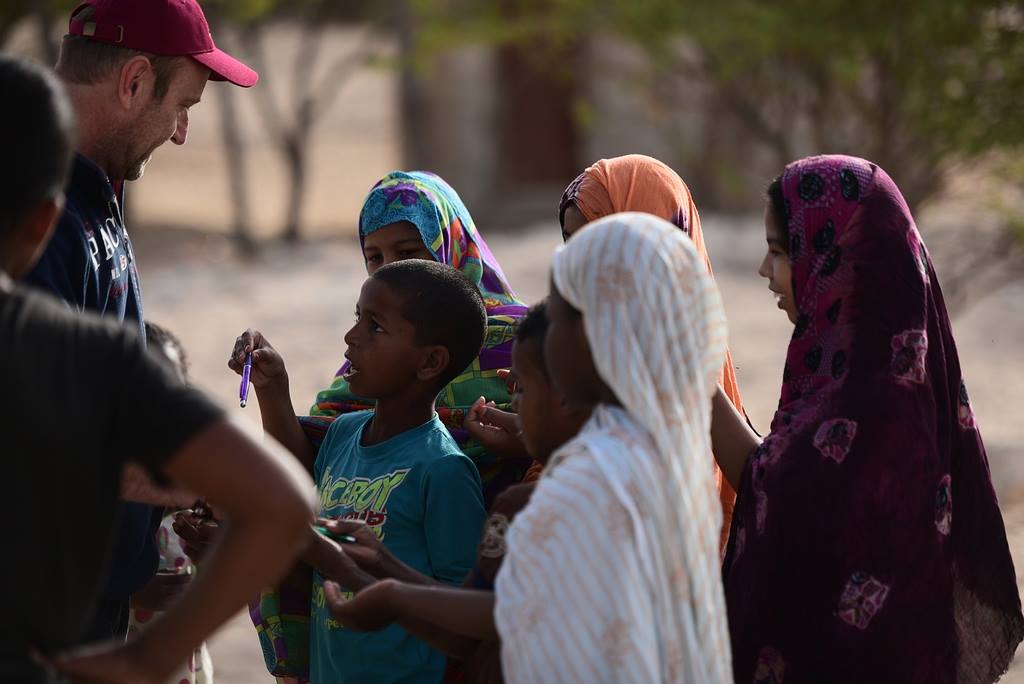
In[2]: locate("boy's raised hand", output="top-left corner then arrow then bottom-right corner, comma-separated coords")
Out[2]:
228,329 -> 317,470
227,328 -> 286,390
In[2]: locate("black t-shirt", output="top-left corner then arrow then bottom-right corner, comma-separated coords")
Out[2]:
0,277 -> 223,681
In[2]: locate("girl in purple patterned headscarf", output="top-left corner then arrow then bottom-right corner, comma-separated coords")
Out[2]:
712,155 -> 1023,682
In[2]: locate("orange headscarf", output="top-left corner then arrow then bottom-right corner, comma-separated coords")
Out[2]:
560,154 -> 744,553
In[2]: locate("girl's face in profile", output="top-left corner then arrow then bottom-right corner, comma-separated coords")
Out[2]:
561,204 -> 588,242
758,204 -> 798,324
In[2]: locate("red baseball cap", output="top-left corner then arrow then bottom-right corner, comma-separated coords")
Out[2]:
67,0 -> 258,87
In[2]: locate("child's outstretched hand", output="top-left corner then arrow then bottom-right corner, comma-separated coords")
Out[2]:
302,524 -> 376,591
464,396 -> 530,461
324,578 -> 400,632
318,518 -> 390,577
172,510 -> 220,565
227,328 -> 286,391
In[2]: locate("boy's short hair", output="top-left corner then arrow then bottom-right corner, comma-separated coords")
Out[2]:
372,260 -> 487,388
515,301 -> 549,379
0,56 -> 74,242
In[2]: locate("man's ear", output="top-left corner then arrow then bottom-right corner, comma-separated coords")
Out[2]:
416,345 -> 451,384
117,55 -> 155,111
10,195 -> 63,280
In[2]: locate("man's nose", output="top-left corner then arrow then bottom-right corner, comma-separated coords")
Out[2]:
171,109 -> 189,146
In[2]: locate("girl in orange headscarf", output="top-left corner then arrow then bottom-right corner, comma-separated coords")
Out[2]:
559,154 -> 745,552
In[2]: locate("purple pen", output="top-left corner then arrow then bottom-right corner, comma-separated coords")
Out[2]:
239,352 -> 252,408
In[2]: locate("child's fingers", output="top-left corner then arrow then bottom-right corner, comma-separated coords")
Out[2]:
498,368 -> 518,393
463,416 -> 493,443
171,516 -> 197,537
228,330 -> 254,370
466,397 -> 488,424
324,581 -> 347,610
465,418 -> 515,454
232,330 -> 252,362
469,396 -> 486,420
326,518 -> 371,536
233,328 -> 267,363
227,349 -> 242,373
481,406 -> 519,432
247,329 -> 268,357
251,349 -> 277,368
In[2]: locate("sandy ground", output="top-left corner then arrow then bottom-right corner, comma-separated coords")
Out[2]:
134,214 -> 1024,682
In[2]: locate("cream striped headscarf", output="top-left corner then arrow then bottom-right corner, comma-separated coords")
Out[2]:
495,213 -> 733,682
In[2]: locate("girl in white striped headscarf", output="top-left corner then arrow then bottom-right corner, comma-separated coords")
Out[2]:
494,213 -> 733,683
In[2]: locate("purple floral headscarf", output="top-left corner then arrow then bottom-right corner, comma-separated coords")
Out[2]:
723,155 -> 1023,682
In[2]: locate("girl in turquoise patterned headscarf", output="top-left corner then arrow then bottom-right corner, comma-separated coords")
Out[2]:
300,171 -> 529,503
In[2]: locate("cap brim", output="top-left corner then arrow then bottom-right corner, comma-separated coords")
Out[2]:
192,48 -> 259,88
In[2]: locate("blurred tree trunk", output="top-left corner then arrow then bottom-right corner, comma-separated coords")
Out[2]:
205,8 -> 256,255
0,2 -> 32,52
241,17 -> 379,243
281,111 -> 310,243
495,40 -> 578,185
397,0 -> 431,169
34,2 -> 59,66
213,81 -> 256,255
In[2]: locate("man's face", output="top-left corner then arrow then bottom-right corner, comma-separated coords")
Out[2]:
119,58 -> 208,181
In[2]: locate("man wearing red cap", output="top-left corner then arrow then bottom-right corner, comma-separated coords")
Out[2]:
22,0 -> 260,644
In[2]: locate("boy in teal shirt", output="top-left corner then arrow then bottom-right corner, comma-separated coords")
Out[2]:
232,259 -> 488,683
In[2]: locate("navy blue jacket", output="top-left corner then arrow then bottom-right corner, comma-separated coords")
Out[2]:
24,153 -> 159,611
25,153 -> 145,340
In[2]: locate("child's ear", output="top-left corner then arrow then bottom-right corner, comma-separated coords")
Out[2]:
417,345 -> 450,384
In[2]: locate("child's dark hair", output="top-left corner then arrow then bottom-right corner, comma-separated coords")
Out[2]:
766,175 -> 789,244
144,321 -> 190,381
0,56 -> 74,242
515,302 -> 549,380
372,259 -> 487,388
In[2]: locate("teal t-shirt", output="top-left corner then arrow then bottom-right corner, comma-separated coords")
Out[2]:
311,410 -> 486,684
